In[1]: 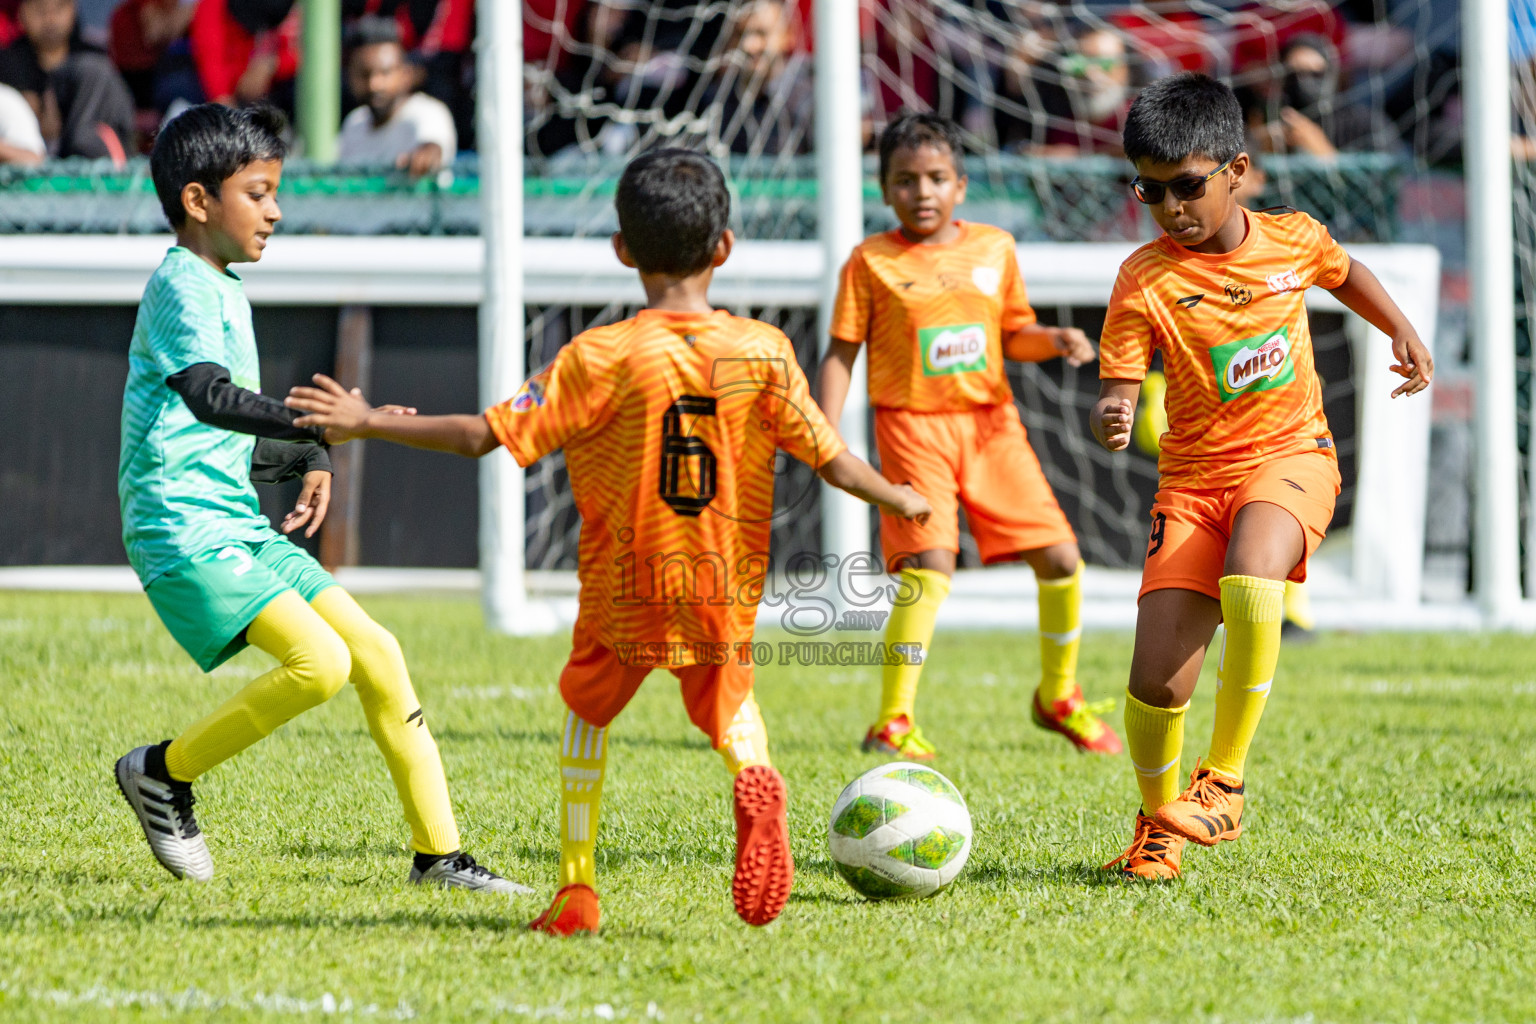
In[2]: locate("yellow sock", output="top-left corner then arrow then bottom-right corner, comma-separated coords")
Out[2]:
1123,690 -> 1187,813
1206,575 -> 1284,780
718,691 -> 772,775
878,568 -> 951,724
558,709 -> 608,890
1036,561 -> 1083,704
165,590 -> 350,782
1283,579 -> 1314,631
310,588 -> 461,856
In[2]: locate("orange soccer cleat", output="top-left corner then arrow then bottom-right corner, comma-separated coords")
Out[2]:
528,884 -> 601,936
1153,761 -> 1245,846
1031,685 -> 1123,755
1102,812 -> 1186,880
732,765 -> 794,926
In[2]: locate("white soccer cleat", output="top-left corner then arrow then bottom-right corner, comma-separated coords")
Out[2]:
114,742 -> 214,882
409,852 -> 533,895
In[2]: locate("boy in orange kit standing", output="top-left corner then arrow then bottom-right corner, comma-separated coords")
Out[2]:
817,112 -> 1121,760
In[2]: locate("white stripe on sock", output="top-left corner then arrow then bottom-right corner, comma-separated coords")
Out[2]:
567,802 -> 589,842
1132,754 -> 1180,779
1040,628 -> 1081,644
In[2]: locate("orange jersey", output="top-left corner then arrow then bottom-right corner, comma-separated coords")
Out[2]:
485,309 -> 846,662
1099,208 -> 1350,489
830,221 -> 1037,412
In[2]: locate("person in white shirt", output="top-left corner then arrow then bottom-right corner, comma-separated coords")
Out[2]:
337,16 -> 455,176
0,81 -> 46,164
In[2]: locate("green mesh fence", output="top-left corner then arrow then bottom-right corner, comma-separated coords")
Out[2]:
0,153 -> 1405,243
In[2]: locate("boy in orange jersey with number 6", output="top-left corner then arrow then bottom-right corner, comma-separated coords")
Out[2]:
1095,74 -> 1432,879
287,149 -> 931,934
817,112 -> 1122,761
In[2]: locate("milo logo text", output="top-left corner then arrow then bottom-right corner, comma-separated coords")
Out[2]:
1208,326 -> 1296,402
919,323 -> 989,376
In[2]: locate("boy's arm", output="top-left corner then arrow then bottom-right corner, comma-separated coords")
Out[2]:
249,437 -> 331,483
250,439 -> 334,539
1092,379 -> 1141,452
167,362 -> 329,441
287,374 -> 499,457
814,339 -> 861,429
1004,324 -> 1097,366
816,450 -> 931,522
1327,258 -> 1433,398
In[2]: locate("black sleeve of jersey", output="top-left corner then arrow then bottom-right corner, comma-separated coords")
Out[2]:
165,361 -> 327,442
249,438 -> 333,484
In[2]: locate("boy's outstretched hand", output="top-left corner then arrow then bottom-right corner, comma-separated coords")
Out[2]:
1094,397 -> 1134,451
1052,327 -> 1097,367
287,374 -> 414,443
1390,331 -> 1434,398
281,470 -> 330,538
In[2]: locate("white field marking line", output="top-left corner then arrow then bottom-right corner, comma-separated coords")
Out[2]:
0,981 -> 665,1020
0,980 -> 414,1017
1337,676 -> 1536,695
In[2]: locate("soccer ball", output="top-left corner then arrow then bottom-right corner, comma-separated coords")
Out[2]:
827,762 -> 973,900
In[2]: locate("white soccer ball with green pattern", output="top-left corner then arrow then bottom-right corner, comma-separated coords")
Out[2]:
827,762 -> 973,900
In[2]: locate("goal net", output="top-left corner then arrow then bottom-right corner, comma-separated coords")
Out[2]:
507,0 -> 1457,625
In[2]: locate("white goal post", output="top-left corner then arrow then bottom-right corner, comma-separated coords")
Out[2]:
0,233 -> 1441,630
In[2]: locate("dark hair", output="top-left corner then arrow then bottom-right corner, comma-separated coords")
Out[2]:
1280,32 -> 1335,64
346,14 -> 402,51
152,104 -> 289,228
614,149 -> 730,275
1122,72 -> 1245,166
878,112 -> 965,183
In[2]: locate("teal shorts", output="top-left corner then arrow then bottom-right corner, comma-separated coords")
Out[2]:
145,535 -> 336,672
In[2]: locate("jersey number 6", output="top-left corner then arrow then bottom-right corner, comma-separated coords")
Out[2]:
660,396 -> 718,517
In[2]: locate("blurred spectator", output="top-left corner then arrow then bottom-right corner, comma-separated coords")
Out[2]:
1245,33 -> 1397,157
527,1 -> 668,159
338,14 -> 454,174
0,0 -> 135,159
109,0 -> 201,113
0,78 -> 44,161
190,0 -> 299,110
996,25 -> 1129,157
704,0 -> 812,158
345,0 -> 475,152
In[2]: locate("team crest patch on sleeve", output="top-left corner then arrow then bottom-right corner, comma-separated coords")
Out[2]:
1208,326 -> 1295,402
511,375 -> 547,412
919,323 -> 989,376
971,266 -> 1002,296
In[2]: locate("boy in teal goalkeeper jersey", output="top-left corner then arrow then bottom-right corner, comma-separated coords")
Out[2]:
113,103 -> 523,894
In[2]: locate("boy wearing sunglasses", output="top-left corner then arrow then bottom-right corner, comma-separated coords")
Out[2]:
1094,73 -> 1432,879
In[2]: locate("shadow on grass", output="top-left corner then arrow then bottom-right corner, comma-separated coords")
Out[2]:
501,843 -> 734,870
966,861 -> 1158,888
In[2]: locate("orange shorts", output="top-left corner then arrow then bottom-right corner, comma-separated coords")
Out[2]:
874,403 -> 1075,570
1139,450 -> 1341,602
557,622 -> 755,747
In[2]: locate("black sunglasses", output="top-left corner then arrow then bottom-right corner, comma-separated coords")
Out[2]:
1130,158 -> 1232,204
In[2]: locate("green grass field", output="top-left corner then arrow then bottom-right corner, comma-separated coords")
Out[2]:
2,591 -> 1533,1022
